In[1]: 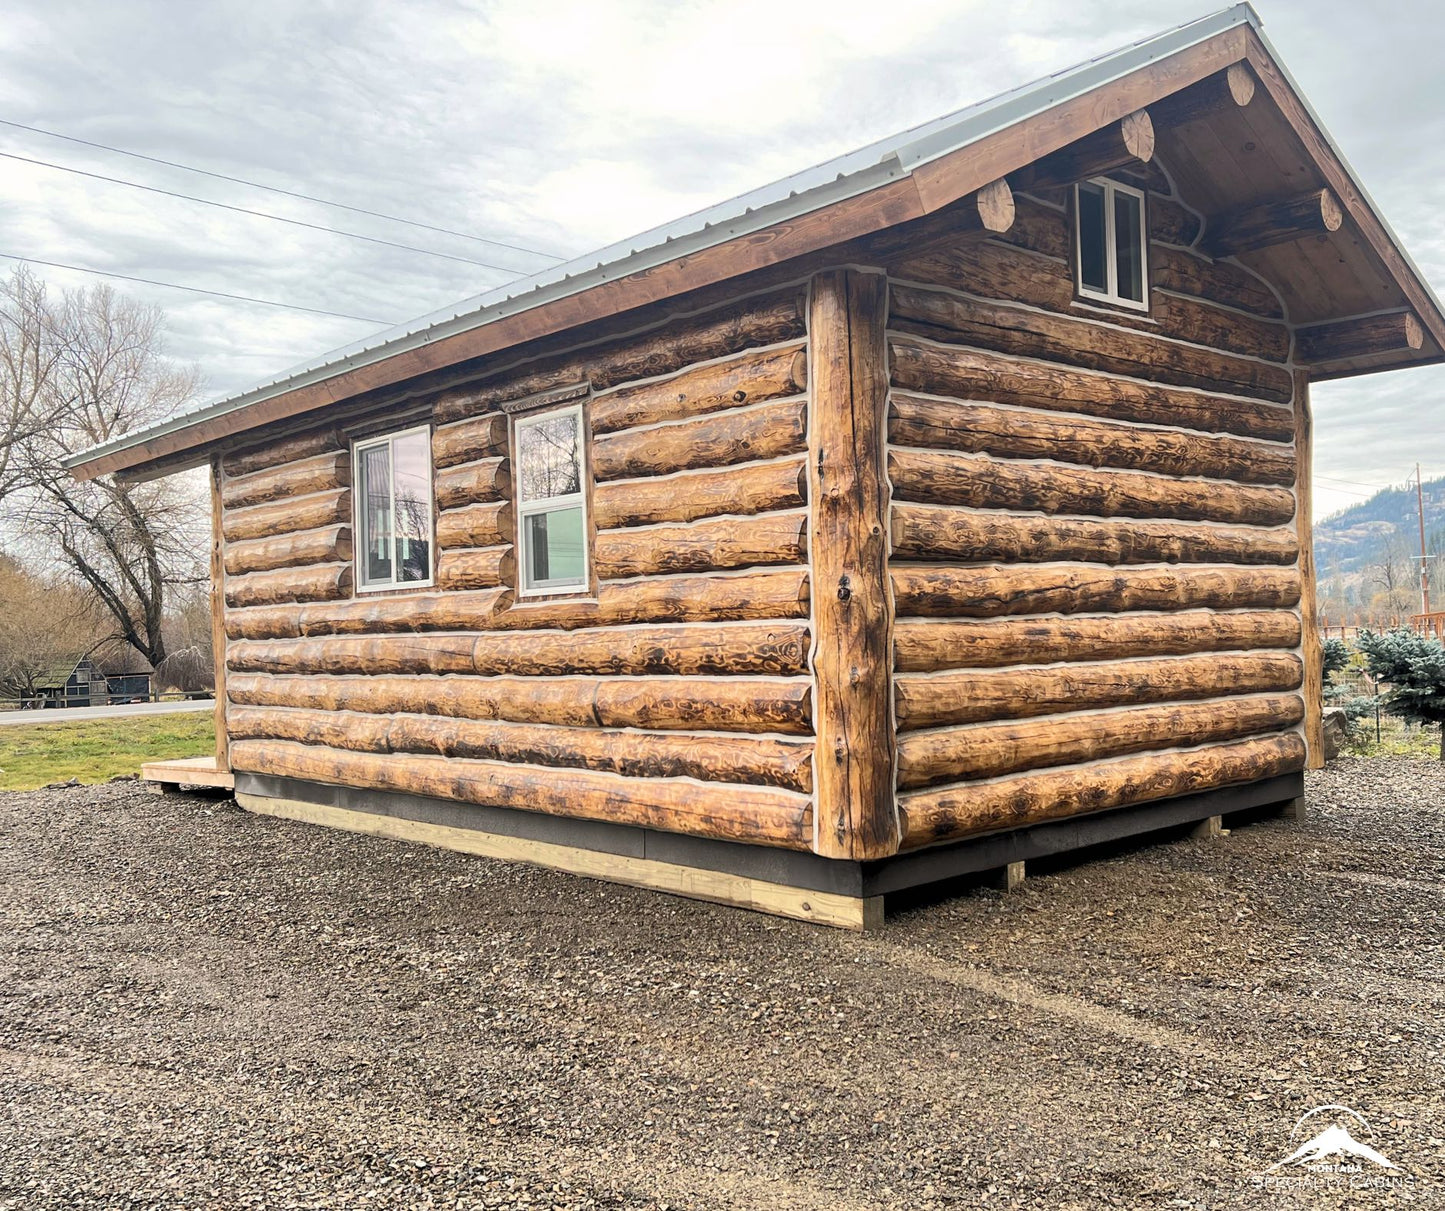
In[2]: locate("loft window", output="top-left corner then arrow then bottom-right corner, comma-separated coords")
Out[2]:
515,404 -> 589,596
1075,177 -> 1148,310
353,426 -> 433,591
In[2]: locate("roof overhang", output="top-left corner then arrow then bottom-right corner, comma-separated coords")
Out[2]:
65,4 -> 1445,482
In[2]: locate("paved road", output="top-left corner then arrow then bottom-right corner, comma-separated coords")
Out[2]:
0,698 -> 213,727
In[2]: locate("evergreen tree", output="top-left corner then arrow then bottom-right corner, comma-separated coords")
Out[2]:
1356,628 -> 1445,759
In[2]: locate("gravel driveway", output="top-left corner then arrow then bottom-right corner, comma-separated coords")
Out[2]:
1,759 -> 1441,1209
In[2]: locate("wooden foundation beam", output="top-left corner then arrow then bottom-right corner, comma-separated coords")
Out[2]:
1010,109 -> 1155,194
1295,312 -> 1425,364
236,792 -> 882,930
807,269 -> 899,860
1201,188 -> 1343,258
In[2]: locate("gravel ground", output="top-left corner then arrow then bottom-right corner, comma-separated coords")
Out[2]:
1,758 -> 1441,1209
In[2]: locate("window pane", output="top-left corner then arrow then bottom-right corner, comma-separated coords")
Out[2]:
1077,183 -> 1107,293
517,412 -> 581,502
392,430 -> 432,582
359,444 -> 393,585
524,506 -> 585,587
1114,189 -> 1145,303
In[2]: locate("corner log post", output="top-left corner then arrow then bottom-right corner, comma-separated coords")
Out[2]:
1008,109 -> 1154,195
1201,188 -> 1343,258
210,457 -> 229,772
1295,311 -> 1425,364
1294,369 -> 1326,769
807,269 -> 899,860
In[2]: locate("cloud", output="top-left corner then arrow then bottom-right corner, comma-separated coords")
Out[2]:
3,0 -> 1444,518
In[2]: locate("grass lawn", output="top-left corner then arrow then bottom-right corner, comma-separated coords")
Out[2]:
0,712 -> 214,791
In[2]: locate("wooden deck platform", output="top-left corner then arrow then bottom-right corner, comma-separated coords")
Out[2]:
140,755 -> 235,791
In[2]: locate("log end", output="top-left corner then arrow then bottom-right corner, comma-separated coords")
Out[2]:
977,178 -> 1015,234
1122,109 -> 1156,164
1226,61 -> 1256,108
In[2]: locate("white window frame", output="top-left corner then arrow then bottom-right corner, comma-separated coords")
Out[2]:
514,403 -> 590,599
1074,176 -> 1149,312
352,424 -> 435,593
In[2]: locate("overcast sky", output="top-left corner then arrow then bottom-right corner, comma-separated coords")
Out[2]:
2,0 -> 1442,518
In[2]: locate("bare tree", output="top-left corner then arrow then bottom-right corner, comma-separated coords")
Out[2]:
0,554 -> 108,701
3,270 -> 206,667
0,267 -> 65,506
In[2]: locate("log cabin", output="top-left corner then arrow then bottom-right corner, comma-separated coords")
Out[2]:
68,6 -> 1445,928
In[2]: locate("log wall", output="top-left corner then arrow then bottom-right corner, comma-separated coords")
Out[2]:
882,179 -> 1308,849
209,163 -> 1312,864
216,286 -> 817,851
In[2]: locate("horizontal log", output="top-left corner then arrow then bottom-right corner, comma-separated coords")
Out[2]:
222,451 -> 350,510
431,288 -> 809,424
855,179 -> 1017,263
894,608 -> 1302,673
437,501 -> 513,550
888,396 -> 1295,486
890,284 -> 1294,403
1201,188 -> 1343,259
593,398 -> 807,482
1010,110 -> 1154,194
433,412 -> 508,469
223,489 -> 352,543
891,505 -> 1299,566
892,238 -> 1289,361
899,732 -> 1307,847
895,650 -> 1304,731
595,513 -> 806,580
898,693 -> 1304,789
890,563 -> 1301,619
229,622 -> 812,678
1152,62 -> 1255,127
229,740 -> 813,850
889,340 -> 1294,442
226,589 -> 508,641
225,569 -> 810,640
222,427 -> 343,478
224,563 -> 353,610
590,343 -> 806,434
228,671 -> 812,735
435,456 -> 509,511
1150,243 -> 1283,319
888,449 -> 1295,527
594,457 -> 807,529
1151,195 -> 1203,247
1294,312 -> 1425,364
229,707 -> 813,793
437,546 -> 514,591
223,526 -> 353,577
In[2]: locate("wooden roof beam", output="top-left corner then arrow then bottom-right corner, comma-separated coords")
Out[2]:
1152,63 -> 1255,128
1008,109 -> 1155,195
1200,188 -> 1343,259
1295,311 -> 1425,364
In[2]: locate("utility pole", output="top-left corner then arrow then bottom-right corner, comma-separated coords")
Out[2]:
1418,463 -> 1432,616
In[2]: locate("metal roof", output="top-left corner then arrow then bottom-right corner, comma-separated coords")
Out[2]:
69,5 -> 1274,472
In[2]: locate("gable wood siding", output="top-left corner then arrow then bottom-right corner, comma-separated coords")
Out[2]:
884,180 -> 1307,850
215,287 -> 817,851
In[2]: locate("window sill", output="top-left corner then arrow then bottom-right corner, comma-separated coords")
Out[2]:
354,580 -> 438,598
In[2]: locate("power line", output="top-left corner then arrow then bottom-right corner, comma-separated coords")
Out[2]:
0,252 -> 396,324
0,149 -> 536,274
0,116 -> 566,263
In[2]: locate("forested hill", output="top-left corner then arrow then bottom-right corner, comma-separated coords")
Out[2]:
1315,475 -> 1445,614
